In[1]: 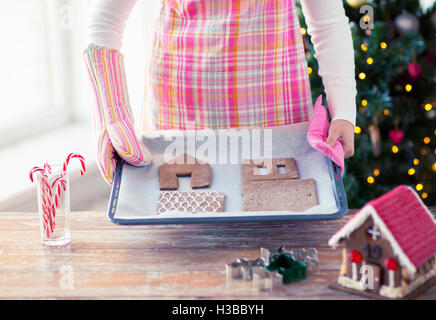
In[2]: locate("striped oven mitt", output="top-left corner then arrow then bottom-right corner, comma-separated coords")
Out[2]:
83,44 -> 152,184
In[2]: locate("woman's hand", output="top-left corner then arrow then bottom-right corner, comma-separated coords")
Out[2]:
326,119 -> 355,158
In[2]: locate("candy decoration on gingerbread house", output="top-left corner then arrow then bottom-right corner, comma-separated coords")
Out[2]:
328,185 -> 436,299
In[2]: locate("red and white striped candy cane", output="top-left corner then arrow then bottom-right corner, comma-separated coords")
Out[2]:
47,177 -> 66,230
42,175 -> 55,233
37,174 -> 53,236
50,152 -> 86,223
63,153 -> 86,175
44,163 -> 52,175
29,167 -> 45,183
30,166 -> 54,236
30,154 -> 85,239
51,177 -> 67,214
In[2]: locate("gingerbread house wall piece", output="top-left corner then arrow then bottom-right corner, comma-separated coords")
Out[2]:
329,185 -> 436,298
241,158 -> 299,181
241,179 -> 318,212
157,154 -> 225,214
156,191 -> 225,214
241,157 -> 318,212
158,153 -> 211,190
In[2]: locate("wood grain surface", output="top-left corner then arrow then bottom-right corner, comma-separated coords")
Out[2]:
0,210 -> 434,300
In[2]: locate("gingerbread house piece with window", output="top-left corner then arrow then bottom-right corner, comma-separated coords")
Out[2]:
241,158 -> 318,212
328,185 -> 436,299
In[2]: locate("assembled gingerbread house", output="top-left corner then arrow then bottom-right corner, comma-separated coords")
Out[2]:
329,185 -> 436,298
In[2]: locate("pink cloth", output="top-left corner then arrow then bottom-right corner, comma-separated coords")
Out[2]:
307,95 -> 344,172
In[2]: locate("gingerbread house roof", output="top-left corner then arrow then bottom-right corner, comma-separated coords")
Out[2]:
329,185 -> 436,274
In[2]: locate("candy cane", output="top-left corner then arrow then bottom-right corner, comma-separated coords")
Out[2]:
48,177 -> 65,229
30,153 -> 85,239
51,177 -> 67,213
41,175 -> 54,233
29,167 -> 45,183
53,153 -> 85,230
51,152 -> 85,223
30,167 -> 54,236
39,188 -> 50,236
63,153 -> 86,175
37,174 -> 53,236
44,163 -> 52,175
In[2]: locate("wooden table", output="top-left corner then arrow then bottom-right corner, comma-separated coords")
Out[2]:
0,210 -> 435,299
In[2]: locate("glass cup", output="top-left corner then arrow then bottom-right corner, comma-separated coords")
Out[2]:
35,165 -> 71,246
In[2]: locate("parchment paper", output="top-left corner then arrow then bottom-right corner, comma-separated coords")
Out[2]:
114,122 -> 339,221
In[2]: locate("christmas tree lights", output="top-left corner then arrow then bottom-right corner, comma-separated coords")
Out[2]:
298,0 -> 436,207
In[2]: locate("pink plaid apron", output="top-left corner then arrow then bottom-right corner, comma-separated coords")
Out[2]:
144,0 -> 312,130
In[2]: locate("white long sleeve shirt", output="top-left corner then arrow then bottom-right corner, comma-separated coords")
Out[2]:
88,0 -> 357,126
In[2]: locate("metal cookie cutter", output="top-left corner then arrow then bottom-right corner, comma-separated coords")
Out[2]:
226,257 -> 265,281
252,267 -> 283,291
260,246 -> 288,264
288,248 -> 319,275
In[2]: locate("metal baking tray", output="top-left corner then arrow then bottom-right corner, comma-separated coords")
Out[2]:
107,122 -> 347,224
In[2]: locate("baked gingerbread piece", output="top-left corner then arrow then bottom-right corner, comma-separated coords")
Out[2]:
241,158 -> 299,181
241,179 -> 318,212
241,157 -> 318,212
159,153 -> 211,190
156,191 -> 225,214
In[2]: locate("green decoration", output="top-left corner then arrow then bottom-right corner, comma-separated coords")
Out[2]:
265,252 -> 307,284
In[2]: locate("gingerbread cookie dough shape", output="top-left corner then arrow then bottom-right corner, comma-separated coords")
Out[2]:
241,158 -> 318,212
159,153 -> 211,190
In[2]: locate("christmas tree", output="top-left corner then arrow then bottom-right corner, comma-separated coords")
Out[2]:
298,0 -> 436,208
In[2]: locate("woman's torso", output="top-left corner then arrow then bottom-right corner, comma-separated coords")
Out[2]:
143,0 -> 312,130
